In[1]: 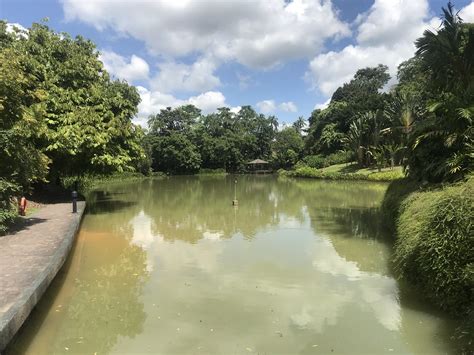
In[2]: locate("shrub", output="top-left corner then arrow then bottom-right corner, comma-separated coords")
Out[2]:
0,179 -> 20,234
300,151 -> 353,169
367,169 -> 404,182
61,172 -> 147,196
301,155 -> 326,169
381,178 -> 421,226
393,177 -> 474,315
325,151 -> 353,166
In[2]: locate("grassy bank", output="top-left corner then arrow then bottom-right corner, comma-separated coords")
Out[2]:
279,163 -> 404,182
60,172 -> 164,196
383,177 -> 473,352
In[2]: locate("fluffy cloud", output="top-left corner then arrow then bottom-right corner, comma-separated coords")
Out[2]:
6,22 -> 27,33
356,0 -> 429,47
256,100 -> 277,114
306,0 -> 447,97
314,98 -> 331,110
136,87 -> 233,126
99,50 -> 149,82
62,0 -> 350,69
459,2 -> 474,22
188,91 -> 227,113
151,56 -> 220,93
257,100 -> 298,114
279,101 -> 298,113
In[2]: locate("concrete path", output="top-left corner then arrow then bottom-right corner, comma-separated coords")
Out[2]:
0,202 -> 85,351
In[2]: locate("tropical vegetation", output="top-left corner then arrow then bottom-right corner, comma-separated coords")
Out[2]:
0,4 -> 472,347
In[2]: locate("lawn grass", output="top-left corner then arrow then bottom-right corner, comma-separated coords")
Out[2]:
280,163 -> 405,182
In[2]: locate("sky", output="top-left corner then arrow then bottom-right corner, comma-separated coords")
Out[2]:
1,0 -> 474,126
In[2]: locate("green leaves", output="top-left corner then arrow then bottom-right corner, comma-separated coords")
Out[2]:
0,19 -> 148,210
394,177 -> 474,316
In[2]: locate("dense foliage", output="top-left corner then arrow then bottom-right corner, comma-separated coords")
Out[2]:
300,3 -> 473,183
146,105 -> 279,173
0,21 -> 148,232
393,177 -> 473,315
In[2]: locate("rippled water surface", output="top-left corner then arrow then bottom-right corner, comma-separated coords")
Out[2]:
7,176 -> 459,354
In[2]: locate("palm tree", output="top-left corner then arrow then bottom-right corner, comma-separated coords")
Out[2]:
416,2 -> 474,95
408,2 -> 474,181
343,114 -> 369,166
292,116 -> 306,134
384,92 -> 417,136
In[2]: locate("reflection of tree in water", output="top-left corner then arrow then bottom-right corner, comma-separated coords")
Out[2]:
312,207 -> 390,241
139,176 -> 307,242
53,241 -> 149,354
289,178 -> 388,209
291,178 -> 393,274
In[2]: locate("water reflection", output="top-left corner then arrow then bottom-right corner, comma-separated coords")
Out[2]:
7,176 -> 459,355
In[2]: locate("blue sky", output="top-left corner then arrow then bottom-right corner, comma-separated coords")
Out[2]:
1,0 -> 473,126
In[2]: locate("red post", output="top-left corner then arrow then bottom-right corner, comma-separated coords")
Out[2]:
19,197 -> 27,216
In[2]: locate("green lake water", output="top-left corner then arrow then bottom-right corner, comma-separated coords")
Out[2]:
6,176 -> 460,354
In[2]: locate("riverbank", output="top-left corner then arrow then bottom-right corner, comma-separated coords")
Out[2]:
281,166 -> 473,352
278,163 -> 404,182
382,176 -> 473,353
0,202 -> 85,351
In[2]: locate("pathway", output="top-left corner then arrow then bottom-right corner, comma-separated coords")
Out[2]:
0,202 -> 85,351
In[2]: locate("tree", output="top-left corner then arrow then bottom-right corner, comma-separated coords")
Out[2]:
148,106 -> 202,173
273,127 -> 304,168
305,65 -> 391,156
406,3 -> 474,181
0,21 -> 147,180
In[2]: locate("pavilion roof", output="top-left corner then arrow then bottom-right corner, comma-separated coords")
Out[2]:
247,159 -> 269,164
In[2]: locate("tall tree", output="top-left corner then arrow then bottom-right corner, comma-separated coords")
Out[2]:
406,3 -> 474,181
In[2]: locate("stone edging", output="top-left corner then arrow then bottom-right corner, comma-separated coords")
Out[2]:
0,202 -> 86,351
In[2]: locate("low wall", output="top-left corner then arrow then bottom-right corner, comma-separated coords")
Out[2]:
0,201 -> 86,351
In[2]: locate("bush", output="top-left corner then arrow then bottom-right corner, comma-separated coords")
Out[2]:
381,178 -> 421,226
393,177 -> 474,315
0,179 -> 20,234
61,172 -> 147,196
301,155 -> 326,169
300,151 -> 353,169
325,151 -> 353,166
278,166 -> 401,182
366,169 -> 404,182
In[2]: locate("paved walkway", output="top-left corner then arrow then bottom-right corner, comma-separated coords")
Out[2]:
0,202 -> 85,351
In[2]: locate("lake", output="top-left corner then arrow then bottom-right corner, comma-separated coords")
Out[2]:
6,175 -> 460,354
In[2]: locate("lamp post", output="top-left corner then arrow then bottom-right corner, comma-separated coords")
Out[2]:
232,178 -> 238,206
72,190 -> 77,213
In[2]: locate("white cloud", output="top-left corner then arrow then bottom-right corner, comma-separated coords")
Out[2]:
257,99 -> 298,114
99,50 -> 149,82
135,86 -> 183,126
279,101 -> 298,113
305,0 -> 450,97
459,2 -> 474,23
6,23 -> 28,38
151,56 -> 220,93
356,0 -> 429,47
135,87 -> 234,126
62,0 -> 350,69
314,98 -> 331,110
6,22 -> 27,32
188,91 -> 227,113
256,100 -> 277,114
230,106 -> 242,114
